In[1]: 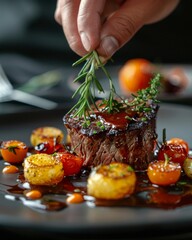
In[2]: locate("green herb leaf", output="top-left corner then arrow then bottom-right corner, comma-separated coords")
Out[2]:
69,51 -> 161,125
8,146 -> 19,155
68,51 -> 117,121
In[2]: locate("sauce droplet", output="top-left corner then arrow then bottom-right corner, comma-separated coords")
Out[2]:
2,165 -> 19,174
25,190 -> 42,200
66,193 -> 84,204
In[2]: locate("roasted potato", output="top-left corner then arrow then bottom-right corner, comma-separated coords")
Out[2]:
23,153 -> 64,185
183,157 -> 192,179
30,126 -> 64,146
87,162 -> 136,200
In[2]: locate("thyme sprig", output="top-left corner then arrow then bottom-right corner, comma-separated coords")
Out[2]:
126,73 -> 161,112
68,51 -> 117,121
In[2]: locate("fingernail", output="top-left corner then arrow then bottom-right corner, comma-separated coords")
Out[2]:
100,36 -> 119,57
80,32 -> 91,51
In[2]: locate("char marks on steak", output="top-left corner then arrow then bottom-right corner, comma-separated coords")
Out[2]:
64,102 -> 159,170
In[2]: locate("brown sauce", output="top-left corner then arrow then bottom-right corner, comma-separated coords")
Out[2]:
1,159 -> 192,212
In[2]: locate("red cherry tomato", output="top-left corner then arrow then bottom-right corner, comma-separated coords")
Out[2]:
55,152 -> 83,176
167,138 -> 189,153
147,160 -> 181,186
0,140 -> 28,164
158,142 -> 188,166
35,142 -> 65,154
118,58 -> 155,94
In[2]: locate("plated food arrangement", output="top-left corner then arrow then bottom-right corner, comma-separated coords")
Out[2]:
0,52 -> 192,212
0,122 -> 192,210
0,90 -> 192,210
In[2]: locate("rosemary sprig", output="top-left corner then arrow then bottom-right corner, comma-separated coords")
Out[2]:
69,51 -> 161,126
68,51 -> 117,121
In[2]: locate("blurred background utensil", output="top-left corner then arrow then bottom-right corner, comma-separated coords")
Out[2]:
0,65 -> 58,110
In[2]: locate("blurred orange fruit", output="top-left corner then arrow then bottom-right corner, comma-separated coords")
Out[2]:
118,58 -> 155,94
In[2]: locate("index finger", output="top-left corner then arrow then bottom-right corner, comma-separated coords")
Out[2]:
78,0 -> 107,52
57,0 -> 87,56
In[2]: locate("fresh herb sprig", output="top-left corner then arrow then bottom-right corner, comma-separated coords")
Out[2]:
68,51 -> 117,121
68,51 -> 161,125
126,73 -> 161,112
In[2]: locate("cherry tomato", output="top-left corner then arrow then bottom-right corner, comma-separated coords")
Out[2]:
55,152 -> 83,176
167,138 -> 189,154
158,142 -> 188,166
34,142 -> 65,154
147,160 -> 181,186
0,140 -> 28,164
118,58 -> 155,93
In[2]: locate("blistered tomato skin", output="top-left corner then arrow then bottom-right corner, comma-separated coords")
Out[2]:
34,142 -> 65,154
55,152 -> 83,176
147,160 -> 181,186
167,138 -> 189,154
0,140 -> 28,164
158,143 -> 188,166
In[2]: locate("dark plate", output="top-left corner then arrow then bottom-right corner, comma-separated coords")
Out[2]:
0,103 -> 192,240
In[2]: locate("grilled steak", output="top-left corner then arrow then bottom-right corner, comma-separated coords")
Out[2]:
63,101 -> 159,170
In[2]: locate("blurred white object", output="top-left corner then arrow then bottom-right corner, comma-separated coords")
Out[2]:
0,65 -> 58,110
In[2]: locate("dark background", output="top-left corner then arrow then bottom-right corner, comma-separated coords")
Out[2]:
0,0 -> 192,66
0,2 -> 192,239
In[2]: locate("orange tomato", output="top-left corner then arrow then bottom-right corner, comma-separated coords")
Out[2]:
118,58 -> 155,93
55,152 -> 83,176
0,140 -> 28,164
147,160 -> 181,186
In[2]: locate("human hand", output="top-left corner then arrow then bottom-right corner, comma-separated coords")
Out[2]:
55,0 -> 180,60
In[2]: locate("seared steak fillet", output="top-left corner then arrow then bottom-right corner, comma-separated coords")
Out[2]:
63,102 -> 159,170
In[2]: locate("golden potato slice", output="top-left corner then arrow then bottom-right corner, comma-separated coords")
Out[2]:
87,163 -> 136,200
23,153 -> 64,186
30,126 -> 64,146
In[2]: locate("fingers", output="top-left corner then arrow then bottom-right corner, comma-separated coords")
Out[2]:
78,0 -> 106,52
55,0 -> 180,59
54,0 -> 86,56
97,0 -> 144,60
54,0 -> 107,56
97,0 -> 180,60
54,0 -> 62,25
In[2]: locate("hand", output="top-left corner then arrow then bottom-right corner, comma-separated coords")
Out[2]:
55,0 -> 180,60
